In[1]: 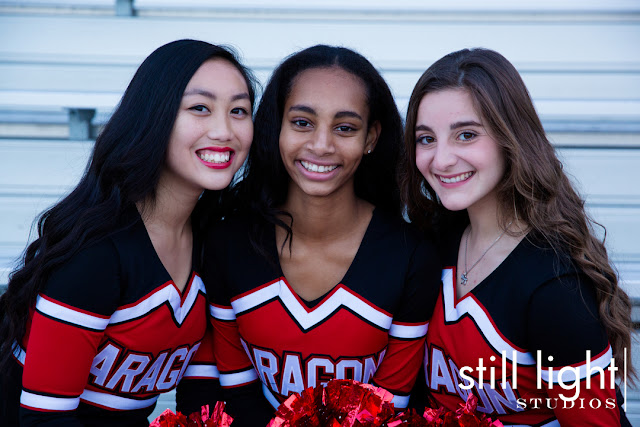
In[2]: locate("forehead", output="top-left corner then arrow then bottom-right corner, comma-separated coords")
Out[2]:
286,67 -> 368,115
417,88 -> 479,122
185,58 -> 248,92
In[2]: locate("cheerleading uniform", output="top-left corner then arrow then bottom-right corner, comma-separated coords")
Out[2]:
8,217 -> 216,426
202,209 -> 441,425
422,227 -> 623,426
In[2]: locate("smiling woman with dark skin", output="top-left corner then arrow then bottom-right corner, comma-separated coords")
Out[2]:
196,45 -> 441,426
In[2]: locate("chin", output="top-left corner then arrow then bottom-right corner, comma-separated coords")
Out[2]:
438,198 -> 471,212
202,176 -> 235,191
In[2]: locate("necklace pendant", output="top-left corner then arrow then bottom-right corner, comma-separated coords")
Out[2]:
461,272 -> 468,286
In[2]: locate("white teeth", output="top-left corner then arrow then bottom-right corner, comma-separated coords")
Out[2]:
199,151 -> 230,163
301,160 -> 338,173
439,172 -> 473,183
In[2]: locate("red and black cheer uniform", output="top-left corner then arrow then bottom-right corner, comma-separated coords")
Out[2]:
4,216 -> 216,426
421,226 -> 626,426
200,209 -> 441,426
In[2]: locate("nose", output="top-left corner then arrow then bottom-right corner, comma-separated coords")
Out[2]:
307,127 -> 335,155
206,113 -> 233,142
431,141 -> 457,171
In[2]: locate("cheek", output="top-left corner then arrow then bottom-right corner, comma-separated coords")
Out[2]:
414,148 -> 433,179
233,120 -> 253,144
278,129 -> 300,159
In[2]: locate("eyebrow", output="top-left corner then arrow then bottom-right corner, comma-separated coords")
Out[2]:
415,124 -> 433,133
288,105 -> 363,121
335,111 -> 363,121
183,89 -> 250,102
289,104 -> 316,115
450,120 -> 483,130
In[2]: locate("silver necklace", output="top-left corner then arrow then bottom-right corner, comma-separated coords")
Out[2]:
461,221 -> 513,286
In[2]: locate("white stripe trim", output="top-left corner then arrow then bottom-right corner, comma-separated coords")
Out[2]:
262,382 -> 281,409
219,368 -> 258,387
110,275 -> 205,326
79,389 -> 158,410
232,280 -> 392,331
540,346 -> 612,384
442,269 -> 535,364
389,322 -> 428,339
183,364 -> 220,379
210,304 -> 236,321
13,342 -> 25,366
36,295 -> 110,331
20,390 -> 79,411
391,393 -> 410,409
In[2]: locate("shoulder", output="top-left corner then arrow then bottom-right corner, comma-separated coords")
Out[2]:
202,213 -> 255,255
519,236 -> 609,363
499,233 -> 578,292
371,209 -> 436,255
41,230 -> 125,316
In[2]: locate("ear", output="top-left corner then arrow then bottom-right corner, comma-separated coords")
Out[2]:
364,121 -> 381,155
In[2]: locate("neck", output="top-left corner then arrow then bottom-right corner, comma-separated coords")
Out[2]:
282,185 -> 370,241
138,174 -> 200,236
466,196 -> 506,243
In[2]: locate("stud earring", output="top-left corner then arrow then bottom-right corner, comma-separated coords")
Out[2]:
367,149 -> 372,154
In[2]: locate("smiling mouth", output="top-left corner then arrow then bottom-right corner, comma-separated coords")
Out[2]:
438,172 -> 474,183
300,160 -> 339,173
198,150 -> 232,164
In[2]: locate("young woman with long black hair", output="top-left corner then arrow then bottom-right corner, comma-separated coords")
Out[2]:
0,39 -> 256,426
402,48 -> 633,426
200,45 -> 441,426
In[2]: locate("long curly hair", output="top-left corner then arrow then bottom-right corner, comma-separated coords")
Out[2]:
0,39 -> 256,375
240,44 -> 404,259
400,47 -> 633,375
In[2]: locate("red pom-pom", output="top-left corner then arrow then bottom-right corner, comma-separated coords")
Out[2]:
150,402 -> 233,427
150,409 -> 189,427
267,379 -> 396,426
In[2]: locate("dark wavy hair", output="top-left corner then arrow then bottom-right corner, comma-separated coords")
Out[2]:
239,44 -> 403,258
400,47 -> 633,375
0,39 -> 256,375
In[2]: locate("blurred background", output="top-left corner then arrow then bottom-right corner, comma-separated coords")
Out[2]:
0,0 -> 639,423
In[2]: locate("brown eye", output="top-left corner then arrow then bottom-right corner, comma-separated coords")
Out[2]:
293,119 -> 312,128
416,135 -> 434,145
231,107 -> 249,117
459,132 -> 476,141
189,105 -> 209,113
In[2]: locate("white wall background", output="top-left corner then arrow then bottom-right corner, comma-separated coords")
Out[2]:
1,0 -> 639,423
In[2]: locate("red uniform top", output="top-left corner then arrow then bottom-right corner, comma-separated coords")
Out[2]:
11,218 -> 213,426
201,210 -> 441,426
423,228 -> 623,426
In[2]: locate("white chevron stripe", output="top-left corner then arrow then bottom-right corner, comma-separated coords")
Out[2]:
110,275 -> 205,326
391,393 -> 410,409
80,389 -> 158,410
262,383 -> 281,409
540,346 -> 612,384
220,368 -> 258,387
36,295 -> 110,331
389,322 -> 428,339
13,342 -> 26,366
210,304 -> 236,320
441,268 -> 535,365
232,280 -> 392,331
183,364 -> 220,379
20,390 -> 79,411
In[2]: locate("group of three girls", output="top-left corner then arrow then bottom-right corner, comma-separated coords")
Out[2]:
0,39 -> 632,426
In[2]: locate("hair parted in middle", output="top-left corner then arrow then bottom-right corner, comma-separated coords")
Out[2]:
239,44 -> 404,257
400,47 -> 633,376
